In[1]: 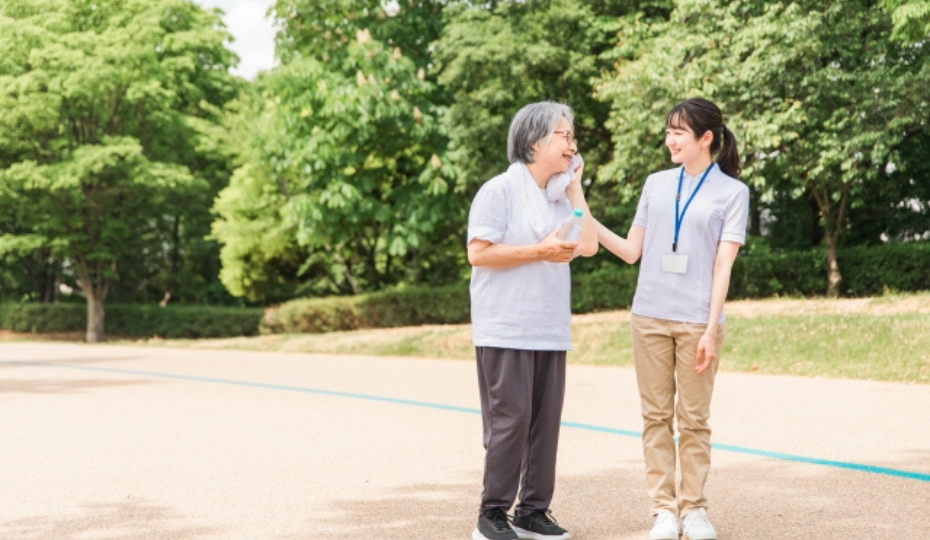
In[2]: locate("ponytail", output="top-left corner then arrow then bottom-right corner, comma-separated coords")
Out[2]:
716,125 -> 741,179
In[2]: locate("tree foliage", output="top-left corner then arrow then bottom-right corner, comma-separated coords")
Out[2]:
597,0 -> 930,295
882,0 -> 930,42
213,0 -> 462,301
0,0 -> 240,340
433,0 -> 672,241
5,0 -> 929,319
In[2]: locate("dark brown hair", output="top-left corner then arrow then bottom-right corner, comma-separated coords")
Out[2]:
666,97 -> 741,179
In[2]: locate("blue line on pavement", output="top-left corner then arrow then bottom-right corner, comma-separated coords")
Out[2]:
5,359 -> 929,483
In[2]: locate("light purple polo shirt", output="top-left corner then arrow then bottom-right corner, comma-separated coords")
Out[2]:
631,165 -> 750,325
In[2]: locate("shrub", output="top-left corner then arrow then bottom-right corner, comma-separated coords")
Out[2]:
266,284 -> 471,334
6,242 -> 925,337
359,284 -> 471,328
0,303 -> 262,339
0,302 -> 85,333
571,265 -> 639,312
728,241 -> 930,298
268,296 -> 365,334
266,241 -> 930,333
840,243 -> 930,296
729,248 -> 827,298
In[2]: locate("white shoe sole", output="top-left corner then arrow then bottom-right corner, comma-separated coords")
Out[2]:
473,527 -> 518,540
512,526 -> 571,540
683,534 -> 717,540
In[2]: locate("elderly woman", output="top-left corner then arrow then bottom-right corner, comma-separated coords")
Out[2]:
467,101 -> 598,540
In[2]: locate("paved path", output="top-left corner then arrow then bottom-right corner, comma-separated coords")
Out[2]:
1,342 -> 928,539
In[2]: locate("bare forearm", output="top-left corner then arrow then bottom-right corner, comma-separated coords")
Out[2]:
705,266 -> 732,334
468,242 -> 546,269
595,220 -> 642,264
470,234 -> 580,267
705,241 -> 741,333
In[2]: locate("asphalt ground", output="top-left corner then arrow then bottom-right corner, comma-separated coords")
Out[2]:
1,342 -> 928,539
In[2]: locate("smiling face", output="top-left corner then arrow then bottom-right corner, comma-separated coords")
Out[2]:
531,116 -> 577,178
665,112 -> 712,166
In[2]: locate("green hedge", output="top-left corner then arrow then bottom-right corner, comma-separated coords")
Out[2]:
0,303 -> 263,339
265,284 -> 470,334
269,241 -> 930,334
730,242 -> 930,298
729,248 -> 827,298
0,302 -> 86,333
5,243 -> 926,337
571,265 -> 639,313
838,243 -> 930,295
263,267 -> 633,334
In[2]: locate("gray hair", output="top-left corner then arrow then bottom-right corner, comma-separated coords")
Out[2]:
507,101 -> 574,164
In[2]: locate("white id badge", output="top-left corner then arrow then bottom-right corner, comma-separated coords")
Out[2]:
661,253 -> 689,274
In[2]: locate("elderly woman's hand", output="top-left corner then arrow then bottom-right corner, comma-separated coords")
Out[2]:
539,229 -> 578,263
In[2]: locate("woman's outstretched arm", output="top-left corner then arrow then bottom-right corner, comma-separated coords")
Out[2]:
595,219 -> 644,264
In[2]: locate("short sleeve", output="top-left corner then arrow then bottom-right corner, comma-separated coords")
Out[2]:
720,183 -> 750,244
632,175 -> 653,229
467,179 -> 509,245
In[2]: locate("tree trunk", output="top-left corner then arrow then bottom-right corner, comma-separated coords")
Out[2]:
808,194 -> 823,247
167,214 -> 181,303
824,233 -> 842,298
86,294 -> 105,342
749,184 -> 762,236
809,180 -> 850,298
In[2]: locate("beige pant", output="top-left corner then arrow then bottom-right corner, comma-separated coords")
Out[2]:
630,313 -> 725,517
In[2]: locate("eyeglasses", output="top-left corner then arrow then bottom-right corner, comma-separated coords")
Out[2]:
552,129 -> 577,146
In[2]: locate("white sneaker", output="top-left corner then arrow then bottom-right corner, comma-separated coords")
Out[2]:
681,508 -> 717,540
649,510 -> 680,540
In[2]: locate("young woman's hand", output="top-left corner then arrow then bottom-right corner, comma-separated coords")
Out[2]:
694,331 -> 717,374
566,155 -> 584,196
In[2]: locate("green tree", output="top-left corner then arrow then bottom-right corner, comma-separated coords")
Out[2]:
0,0 -> 240,340
598,0 -> 930,296
843,132 -> 930,245
882,0 -> 930,42
433,0 -> 672,244
213,0 -> 460,301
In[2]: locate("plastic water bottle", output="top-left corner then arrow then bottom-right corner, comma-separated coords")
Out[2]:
557,207 -> 584,242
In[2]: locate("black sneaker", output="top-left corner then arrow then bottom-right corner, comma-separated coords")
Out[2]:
473,507 -> 518,540
511,509 -> 571,540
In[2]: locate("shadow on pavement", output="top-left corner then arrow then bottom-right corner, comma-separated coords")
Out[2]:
0,499 -> 219,540
291,467 -> 650,540
294,456 -> 930,540
706,457 -> 930,539
0,357 -> 143,370
0,378 -> 156,394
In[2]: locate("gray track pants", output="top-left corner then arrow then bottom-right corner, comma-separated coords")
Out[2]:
476,347 -> 566,517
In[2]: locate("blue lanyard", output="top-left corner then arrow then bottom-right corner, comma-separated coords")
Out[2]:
673,163 -> 714,252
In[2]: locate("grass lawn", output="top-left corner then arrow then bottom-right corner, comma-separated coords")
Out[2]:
123,292 -> 930,384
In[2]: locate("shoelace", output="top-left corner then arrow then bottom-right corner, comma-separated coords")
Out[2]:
529,509 -> 559,526
483,508 -> 513,531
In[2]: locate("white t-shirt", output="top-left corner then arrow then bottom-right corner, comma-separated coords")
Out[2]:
631,165 -> 750,325
467,163 -> 574,351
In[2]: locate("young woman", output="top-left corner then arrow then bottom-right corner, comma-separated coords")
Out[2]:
596,98 -> 749,540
